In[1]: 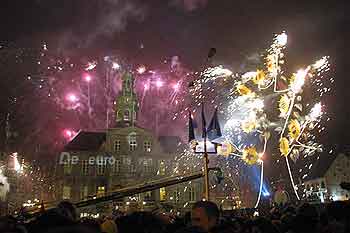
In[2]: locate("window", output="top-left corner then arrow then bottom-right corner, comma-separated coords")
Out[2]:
62,186 -> 71,199
124,110 -> 130,121
128,133 -> 137,151
63,162 -> 72,175
144,141 -> 152,152
123,157 -> 131,171
80,186 -> 88,200
123,157 -> 131,165
173,188 -> 181,203
131,164 -> 137,173
114,140 -> 121,152
160,188 -> 166,201
81,160 -> 89,175
97,186 -> 105,197
129,141 -> 137,151
144,191 -> 152,201
112,160 -> 120,174
189,186 -> 196,202
143,159 -> 153,173
80,213 -> 89,218
159,160 -> 166,176
97,164 -> 106,175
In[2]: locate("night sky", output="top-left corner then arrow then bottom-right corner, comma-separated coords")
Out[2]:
0,0 -> 348,155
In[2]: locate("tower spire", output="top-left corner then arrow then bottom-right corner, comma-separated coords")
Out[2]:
115,72 -> 138,127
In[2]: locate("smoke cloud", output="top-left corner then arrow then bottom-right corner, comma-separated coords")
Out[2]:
58,0 -> 147,48
170,0 -> 209,12
92,0 -> 146,38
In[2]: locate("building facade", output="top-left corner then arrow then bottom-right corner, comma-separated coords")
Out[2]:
303,152 -> 350,202
57,72 -> 203,216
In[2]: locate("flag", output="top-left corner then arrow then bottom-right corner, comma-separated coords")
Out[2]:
207,108 -> 222,140
188,110 -> 196,143
201,104 -> 207,138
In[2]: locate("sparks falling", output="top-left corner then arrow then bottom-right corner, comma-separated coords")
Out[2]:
183,31 -> 332,206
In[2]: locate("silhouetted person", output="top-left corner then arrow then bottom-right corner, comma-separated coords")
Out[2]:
191,201 -> 219,232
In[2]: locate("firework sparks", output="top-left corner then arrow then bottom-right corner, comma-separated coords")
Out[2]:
184,31 -> 332,205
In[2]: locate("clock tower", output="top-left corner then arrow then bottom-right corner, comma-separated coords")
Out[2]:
115,72 -> 138,127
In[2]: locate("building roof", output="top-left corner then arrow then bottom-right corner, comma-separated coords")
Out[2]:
302,152 -> 338,181
158,136 -> 184,154
64,130 -> 184,154
64,131 -> 106,151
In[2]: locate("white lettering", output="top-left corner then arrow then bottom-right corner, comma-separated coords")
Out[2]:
89,157 -> 95,165
71,155 -> 79,165
96,156 -> 104,165
59,152 -> 70,165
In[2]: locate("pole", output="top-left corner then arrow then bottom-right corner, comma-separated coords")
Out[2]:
106,67 -> 110,129
203,133 -> 210,201
87,81 -> 92,128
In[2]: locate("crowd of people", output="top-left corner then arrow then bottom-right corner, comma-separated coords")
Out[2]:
0,200 -> 349,233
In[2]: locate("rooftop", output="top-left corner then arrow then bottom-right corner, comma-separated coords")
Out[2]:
64,131 -> 106,151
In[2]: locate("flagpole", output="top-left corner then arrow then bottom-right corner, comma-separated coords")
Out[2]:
202,104 -> 210,201
203,134 -> 210,201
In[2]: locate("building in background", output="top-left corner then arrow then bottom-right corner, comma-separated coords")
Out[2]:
302,152 -> 350,202
57,72 -> 203,216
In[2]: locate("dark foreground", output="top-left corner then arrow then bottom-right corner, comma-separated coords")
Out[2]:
0,200 -> 349,233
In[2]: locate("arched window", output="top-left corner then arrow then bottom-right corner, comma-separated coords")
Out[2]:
124,110 -> 130,121
321,181 -> 325,189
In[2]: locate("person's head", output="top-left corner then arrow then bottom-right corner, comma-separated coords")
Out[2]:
326,201 -> 348,233
57,201 -> 77,221
174,226 -> 207,233
211,220 -> 237,233
116,211 -> 165,233
251,217 -> 279,233
79,218 -> 102,232
291,203 -> 319,233
191,201 -> 219,232
101,219 -> 117,233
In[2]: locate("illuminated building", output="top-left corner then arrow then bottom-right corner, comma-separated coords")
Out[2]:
302,152 -> 350,202
57,72 -> 203,215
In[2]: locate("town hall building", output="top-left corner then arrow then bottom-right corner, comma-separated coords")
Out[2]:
57,72 -> 203,215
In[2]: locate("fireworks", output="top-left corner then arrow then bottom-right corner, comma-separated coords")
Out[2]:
12,152 -> 23,173
1,29 -> 333,207
185,31 -> 332,205
66,93 -> 78,102
137,65 -> 147,74
112,62 -> 121,70
2,40 -> 193,148
0,169 -> 10,201
84,74 -> 92,82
